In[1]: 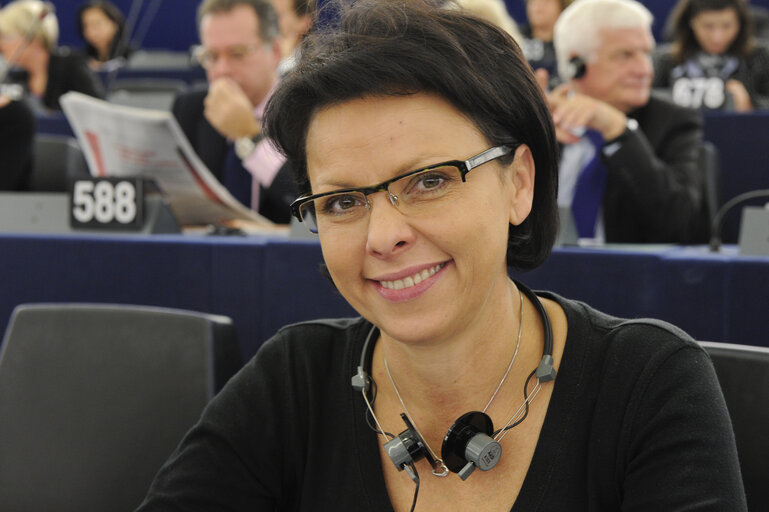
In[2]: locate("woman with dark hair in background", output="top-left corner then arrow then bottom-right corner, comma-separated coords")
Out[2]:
76,0 -> 133,70
520,0 -> 573,87
654,0 -> 769,111
0,0 -> 104,111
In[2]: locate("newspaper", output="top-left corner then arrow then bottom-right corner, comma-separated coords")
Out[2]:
60,91 -> 271,227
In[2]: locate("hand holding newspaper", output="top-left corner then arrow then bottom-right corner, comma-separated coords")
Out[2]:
60,91 -> 272,228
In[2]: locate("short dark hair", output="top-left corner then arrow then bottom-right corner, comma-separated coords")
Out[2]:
671,0 -> 754,61
264,0 -> 558,270
76,1 -> 126,59
197,0 -> 279,43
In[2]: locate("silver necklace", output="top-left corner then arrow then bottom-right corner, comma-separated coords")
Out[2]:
383,285 -> 524,477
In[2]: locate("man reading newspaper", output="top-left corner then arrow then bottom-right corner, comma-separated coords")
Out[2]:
174,0 -> 297,224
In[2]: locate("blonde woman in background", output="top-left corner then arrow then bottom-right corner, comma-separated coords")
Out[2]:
0,0 -> 103,111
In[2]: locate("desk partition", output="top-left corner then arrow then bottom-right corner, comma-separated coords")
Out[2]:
1,234 -> 767,362
703,111 -> 769,242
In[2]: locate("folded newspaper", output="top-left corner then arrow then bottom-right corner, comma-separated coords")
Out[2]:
60,91 -> 271,227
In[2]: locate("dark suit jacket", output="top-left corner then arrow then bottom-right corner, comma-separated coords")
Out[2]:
600,94 -> 706,243
172,88 -> 297,224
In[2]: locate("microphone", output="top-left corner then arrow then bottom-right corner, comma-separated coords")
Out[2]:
709,189 -> 769,252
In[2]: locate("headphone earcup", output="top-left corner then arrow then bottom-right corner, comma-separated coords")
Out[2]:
441,411 -> 501,479
568,55 -> 587,79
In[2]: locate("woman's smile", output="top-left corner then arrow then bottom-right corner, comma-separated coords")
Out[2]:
369,261 -> 450,302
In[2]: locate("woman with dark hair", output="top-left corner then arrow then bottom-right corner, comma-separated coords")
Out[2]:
654,0 -> 769,111
76,0 -> 132,69
520,0 -> 574,86
136,1 -> 746,510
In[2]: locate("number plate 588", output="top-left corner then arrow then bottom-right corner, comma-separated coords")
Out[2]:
69,178 -> 145,230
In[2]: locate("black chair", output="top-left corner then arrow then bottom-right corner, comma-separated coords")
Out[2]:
0,303 -> 242,512
107,78 -> 188,111
699,341 -> 769,512
126,50 -> 195,70
700,141 -> 722,229
31,134 -> 90,192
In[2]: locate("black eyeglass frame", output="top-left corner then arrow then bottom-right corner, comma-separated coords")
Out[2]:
290,144 -> 518,231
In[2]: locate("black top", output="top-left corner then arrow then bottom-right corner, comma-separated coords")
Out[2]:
519,25 -> 562,89
0,99 -> 36,191
81,36 -> 135,64
136,293 -> 746,511
45,49 -> 105,111
600,94 -> 707,243
7,49 -> 105,111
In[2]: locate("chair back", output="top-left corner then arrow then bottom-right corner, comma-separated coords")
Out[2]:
699,341 -> 769,512
0,303 -> 241,512
695,141 -> 722,243
700,141 -> 722,226
107,78 -> 188,111
126,50 -> 195,70
31,134 -> 89,192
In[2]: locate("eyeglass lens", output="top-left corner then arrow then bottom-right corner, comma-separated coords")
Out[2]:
300,165 -> 464,233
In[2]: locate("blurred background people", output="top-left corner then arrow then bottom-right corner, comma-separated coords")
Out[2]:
0,94 -> 34,190
550,0 -> 707,244
520,0 -> 574,88
271,0 -> 314,75
174,0 -> 296,223
654,0 -> 769,111
0,0 -> 104,112
446,0 -> 522,41
662,0 -> 769,42
76,0 -> 133,70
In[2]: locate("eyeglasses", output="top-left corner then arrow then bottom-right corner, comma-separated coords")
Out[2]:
291,145 -> 516,234
192,44 -> 262,68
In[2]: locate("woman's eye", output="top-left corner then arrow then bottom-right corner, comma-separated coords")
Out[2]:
417,172 -> 446,190
321,194 -> 364,214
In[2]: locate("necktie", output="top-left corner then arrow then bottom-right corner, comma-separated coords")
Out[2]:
571,129 -> 607,238
222,143 -> 252,208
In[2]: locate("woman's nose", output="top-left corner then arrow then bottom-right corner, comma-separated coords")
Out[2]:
364,193 -> 415,259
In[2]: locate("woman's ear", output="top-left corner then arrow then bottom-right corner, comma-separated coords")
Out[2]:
508,144 -> 535,226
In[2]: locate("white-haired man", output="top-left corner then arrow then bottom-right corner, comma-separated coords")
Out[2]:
548,0 -> 706,243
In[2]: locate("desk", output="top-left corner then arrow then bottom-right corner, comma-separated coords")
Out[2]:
1,234 -> 767,361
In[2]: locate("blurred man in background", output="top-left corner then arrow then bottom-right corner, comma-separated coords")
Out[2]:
173,0 -> 296,223
548,0 -> 707,244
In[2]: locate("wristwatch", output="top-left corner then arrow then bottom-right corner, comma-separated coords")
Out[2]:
603,117 -> 639,156
234,133 -> 263,160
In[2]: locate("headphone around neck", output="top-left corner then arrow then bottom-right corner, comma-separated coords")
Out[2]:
350,280 -> 556,485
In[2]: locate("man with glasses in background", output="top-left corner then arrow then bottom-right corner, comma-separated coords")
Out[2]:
173,0 -> 297,223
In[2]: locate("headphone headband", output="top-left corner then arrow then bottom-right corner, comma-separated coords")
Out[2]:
354,279 -> 555,393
